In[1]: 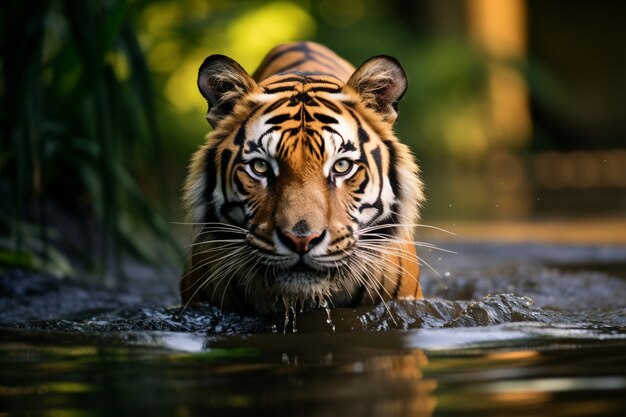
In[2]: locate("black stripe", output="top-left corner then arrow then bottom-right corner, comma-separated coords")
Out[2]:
355,173 -> 369,194
258,43 -> 312,72
339,142 -> 357,152
266,113 -> 291,125
307,78 -> 342,89
308,86 -> 341,93
255,42 -> 347,82
287,92 -> 316,106
321,126 -> 341,137
316,97 -> 342,114
247,126 -> 280,153
383,140 -> 400,198
233,168 -> 246,194
263,97 -> 289,114
357,146 -> 384,221
392,257 -> 403,298
344,107 -> 363,131
310,50 -> 346,73
288,71 -> 346,84
203,146 -> 218,222
314,113 -> 338,124
329,235 -> 349,245
358,127 -> 369,144
303,107 -> 315,122
265,76 -> 307,85
234,125 -> 246,146
220,149 -> 233,204
305,137 -> 322,160
274,58 -> 308,74
265,85 -> 300,94
232,104 -> 263,146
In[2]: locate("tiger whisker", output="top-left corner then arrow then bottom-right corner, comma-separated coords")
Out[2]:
349,253 -> 394,300
358,236 -> 457,254
180,243 -> 243,263
350,256 -> 398,325
179,245 -> 248,287
355,248 -> 421,295
181,250 -> 250,313
218,257 -> 254,309
357,242 -> 442,278
357,222 -> 456,236
177,246 -> 247,280
241,256 -> 265,301
347,261 -> 378,306
185,238 -> 247,249
172,221 -> 248,232
357,246 -> 418,281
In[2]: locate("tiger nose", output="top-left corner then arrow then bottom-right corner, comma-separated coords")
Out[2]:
277,229 -> 325,254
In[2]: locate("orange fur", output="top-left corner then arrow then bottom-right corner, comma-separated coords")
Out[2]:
182,42 -> 424,313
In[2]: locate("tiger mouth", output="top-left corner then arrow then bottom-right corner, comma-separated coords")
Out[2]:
275,261 -> 329,283
271,262 -> 337,307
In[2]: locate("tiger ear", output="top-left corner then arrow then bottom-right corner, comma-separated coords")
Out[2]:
198,55 -> 258,127
346,56 -> 408,124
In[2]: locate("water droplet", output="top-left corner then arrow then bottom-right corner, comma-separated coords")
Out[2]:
283,308 -> 290,334
282,295 -> 298,333
290,305 -> 297,333
319,297 -> 335,332
444,271 -> 451,277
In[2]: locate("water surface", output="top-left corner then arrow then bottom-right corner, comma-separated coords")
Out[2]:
1,241 -> 625,416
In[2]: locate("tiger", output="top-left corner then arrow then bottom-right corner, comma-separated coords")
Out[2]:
181,42 -> 425,314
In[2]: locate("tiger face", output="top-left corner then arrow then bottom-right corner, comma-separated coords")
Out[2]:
182,43 -> 424,314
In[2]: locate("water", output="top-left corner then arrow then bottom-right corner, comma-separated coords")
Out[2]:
1,241 -> 626,416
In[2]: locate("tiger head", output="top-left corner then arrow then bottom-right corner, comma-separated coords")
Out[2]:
182,43 -> 424,314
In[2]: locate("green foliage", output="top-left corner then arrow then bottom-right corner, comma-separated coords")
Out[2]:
0,0 -> 181,281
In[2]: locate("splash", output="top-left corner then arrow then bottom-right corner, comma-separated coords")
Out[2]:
282,295 -> 299,333
279,293 -> 339,333
5,244 -> 626,335
319,297 -> 336,332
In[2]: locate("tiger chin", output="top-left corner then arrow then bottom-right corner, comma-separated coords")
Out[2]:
181,42 -> 425,314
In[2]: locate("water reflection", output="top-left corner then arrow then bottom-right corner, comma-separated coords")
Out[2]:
2,328 -> 626,417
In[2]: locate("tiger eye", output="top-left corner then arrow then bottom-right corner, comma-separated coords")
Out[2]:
251,159 -> 269,175
332,159 -> 352,175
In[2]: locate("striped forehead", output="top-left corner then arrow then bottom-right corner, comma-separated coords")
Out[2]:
243,84 -> 360,162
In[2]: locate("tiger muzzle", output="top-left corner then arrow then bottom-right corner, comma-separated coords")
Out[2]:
277,229 -> 326,254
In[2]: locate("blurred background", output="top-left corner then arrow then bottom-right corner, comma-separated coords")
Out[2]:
1,0 -> 625,283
